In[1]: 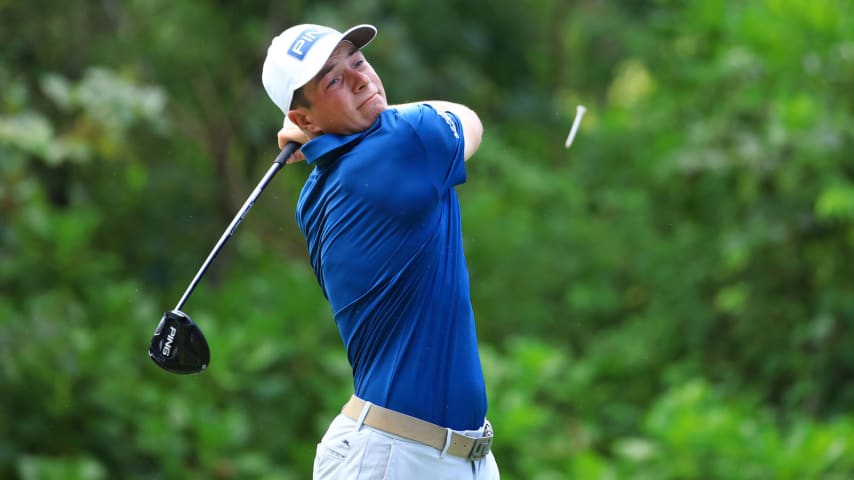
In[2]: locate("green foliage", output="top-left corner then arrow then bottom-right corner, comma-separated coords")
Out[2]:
482,340 -> 854,479
2,0 -> 854,478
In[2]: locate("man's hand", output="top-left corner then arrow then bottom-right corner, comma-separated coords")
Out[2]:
278,119 -> 310,163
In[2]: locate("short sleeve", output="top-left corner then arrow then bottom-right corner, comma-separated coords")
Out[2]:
396,103 -> 467,188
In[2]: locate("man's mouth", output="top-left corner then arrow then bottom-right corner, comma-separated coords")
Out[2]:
358,92 -> 379,109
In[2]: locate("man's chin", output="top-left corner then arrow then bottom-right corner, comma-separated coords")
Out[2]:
363,100 -> 388,122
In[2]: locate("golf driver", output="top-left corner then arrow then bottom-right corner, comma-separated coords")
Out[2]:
149,141 -> 300,374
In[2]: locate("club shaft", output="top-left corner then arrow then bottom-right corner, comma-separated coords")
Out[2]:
174,142 -> 300,311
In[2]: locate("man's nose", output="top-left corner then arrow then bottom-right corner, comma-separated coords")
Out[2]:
350,69 -> 369,91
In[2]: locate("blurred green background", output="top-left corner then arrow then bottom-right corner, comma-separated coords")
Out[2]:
2,0 -> 854,478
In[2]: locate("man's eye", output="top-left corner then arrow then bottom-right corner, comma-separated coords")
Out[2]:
327,77 -> 339,88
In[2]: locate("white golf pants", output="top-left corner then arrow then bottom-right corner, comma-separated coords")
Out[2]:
313,414 -> 500,479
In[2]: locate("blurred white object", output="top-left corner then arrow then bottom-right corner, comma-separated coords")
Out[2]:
565,105 -> 587,149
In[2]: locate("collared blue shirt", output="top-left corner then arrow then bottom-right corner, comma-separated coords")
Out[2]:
296,104 -> 487,430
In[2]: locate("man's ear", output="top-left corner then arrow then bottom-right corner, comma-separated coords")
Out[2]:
288,109 -> 323,136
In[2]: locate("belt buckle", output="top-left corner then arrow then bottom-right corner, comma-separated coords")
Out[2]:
467,435 -> 493,461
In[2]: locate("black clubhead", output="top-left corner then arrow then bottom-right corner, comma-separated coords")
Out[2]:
148,310 -> 210,374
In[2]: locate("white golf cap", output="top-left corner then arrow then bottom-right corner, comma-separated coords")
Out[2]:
262,23 -> 377,115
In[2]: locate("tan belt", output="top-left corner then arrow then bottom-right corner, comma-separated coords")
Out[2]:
341,395 -> 494,461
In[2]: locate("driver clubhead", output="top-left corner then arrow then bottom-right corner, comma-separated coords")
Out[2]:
148,309 -> 210,374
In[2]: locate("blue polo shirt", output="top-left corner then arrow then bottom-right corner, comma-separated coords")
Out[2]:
295,104 -> 487,430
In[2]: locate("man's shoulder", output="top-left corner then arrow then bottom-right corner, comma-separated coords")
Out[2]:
387,102 -> 431,121
388,103 -> 457,137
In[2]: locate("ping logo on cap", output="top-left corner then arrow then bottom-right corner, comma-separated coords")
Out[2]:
288,28 -> 332,60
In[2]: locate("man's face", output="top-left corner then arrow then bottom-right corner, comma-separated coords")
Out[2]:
297,41 -> 388,136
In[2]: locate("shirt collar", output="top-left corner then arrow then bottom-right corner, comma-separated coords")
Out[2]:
301,110 -> 390,166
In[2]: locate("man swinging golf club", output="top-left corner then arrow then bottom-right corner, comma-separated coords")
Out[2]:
262,23 -> 499,479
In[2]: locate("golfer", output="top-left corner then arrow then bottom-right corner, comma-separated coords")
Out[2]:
262,23 -> 498,479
